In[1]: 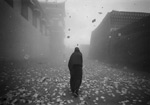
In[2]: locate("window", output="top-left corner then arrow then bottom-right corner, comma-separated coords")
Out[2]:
5,0 -> 13,7
21,0 -> 28,20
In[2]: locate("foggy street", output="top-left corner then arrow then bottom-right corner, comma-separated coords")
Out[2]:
0,0 -> 150,105
0,60 -> 150,105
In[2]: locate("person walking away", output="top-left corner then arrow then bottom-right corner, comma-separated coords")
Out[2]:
68,47 -> 83,97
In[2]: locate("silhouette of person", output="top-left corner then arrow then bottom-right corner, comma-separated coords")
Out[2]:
68,47 -> 83,97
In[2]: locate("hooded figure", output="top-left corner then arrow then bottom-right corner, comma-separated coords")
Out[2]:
68,47 -> 83,97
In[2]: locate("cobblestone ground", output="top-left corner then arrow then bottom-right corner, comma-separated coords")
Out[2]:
0,60 -> 150,105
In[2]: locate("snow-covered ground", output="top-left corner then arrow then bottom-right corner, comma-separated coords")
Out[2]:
0,60 -> 150,105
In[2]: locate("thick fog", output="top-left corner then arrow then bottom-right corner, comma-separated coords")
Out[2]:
0,0 -> 150,105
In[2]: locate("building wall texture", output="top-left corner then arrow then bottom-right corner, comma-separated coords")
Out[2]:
89,11 -> 150,70
0,0 -> 50,61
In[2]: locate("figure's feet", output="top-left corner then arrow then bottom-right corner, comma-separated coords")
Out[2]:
73,90 -> 78,97
73,92 -> 78,97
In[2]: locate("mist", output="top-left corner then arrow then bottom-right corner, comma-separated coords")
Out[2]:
0,0 -> 150,105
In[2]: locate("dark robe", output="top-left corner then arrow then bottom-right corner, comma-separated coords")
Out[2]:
68,47 -> 83,93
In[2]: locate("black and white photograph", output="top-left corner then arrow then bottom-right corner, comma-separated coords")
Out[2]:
0,0 -> 150,105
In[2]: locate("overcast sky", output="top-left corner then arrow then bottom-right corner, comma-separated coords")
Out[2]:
38,0 -> 150,48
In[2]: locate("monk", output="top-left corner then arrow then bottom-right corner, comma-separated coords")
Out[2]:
68,47 -> 83,97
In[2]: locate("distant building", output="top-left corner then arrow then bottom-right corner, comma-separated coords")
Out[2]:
89,10 -> 150,70
39,2 -> 66,65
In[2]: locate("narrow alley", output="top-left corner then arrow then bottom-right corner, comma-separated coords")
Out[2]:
0,0 -> 150,105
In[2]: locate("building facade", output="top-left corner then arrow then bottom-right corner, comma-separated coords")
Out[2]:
0,0 -> 65,64
109,15 -> 150,70
89,10 -> 150,70
109,10 -> 150,31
